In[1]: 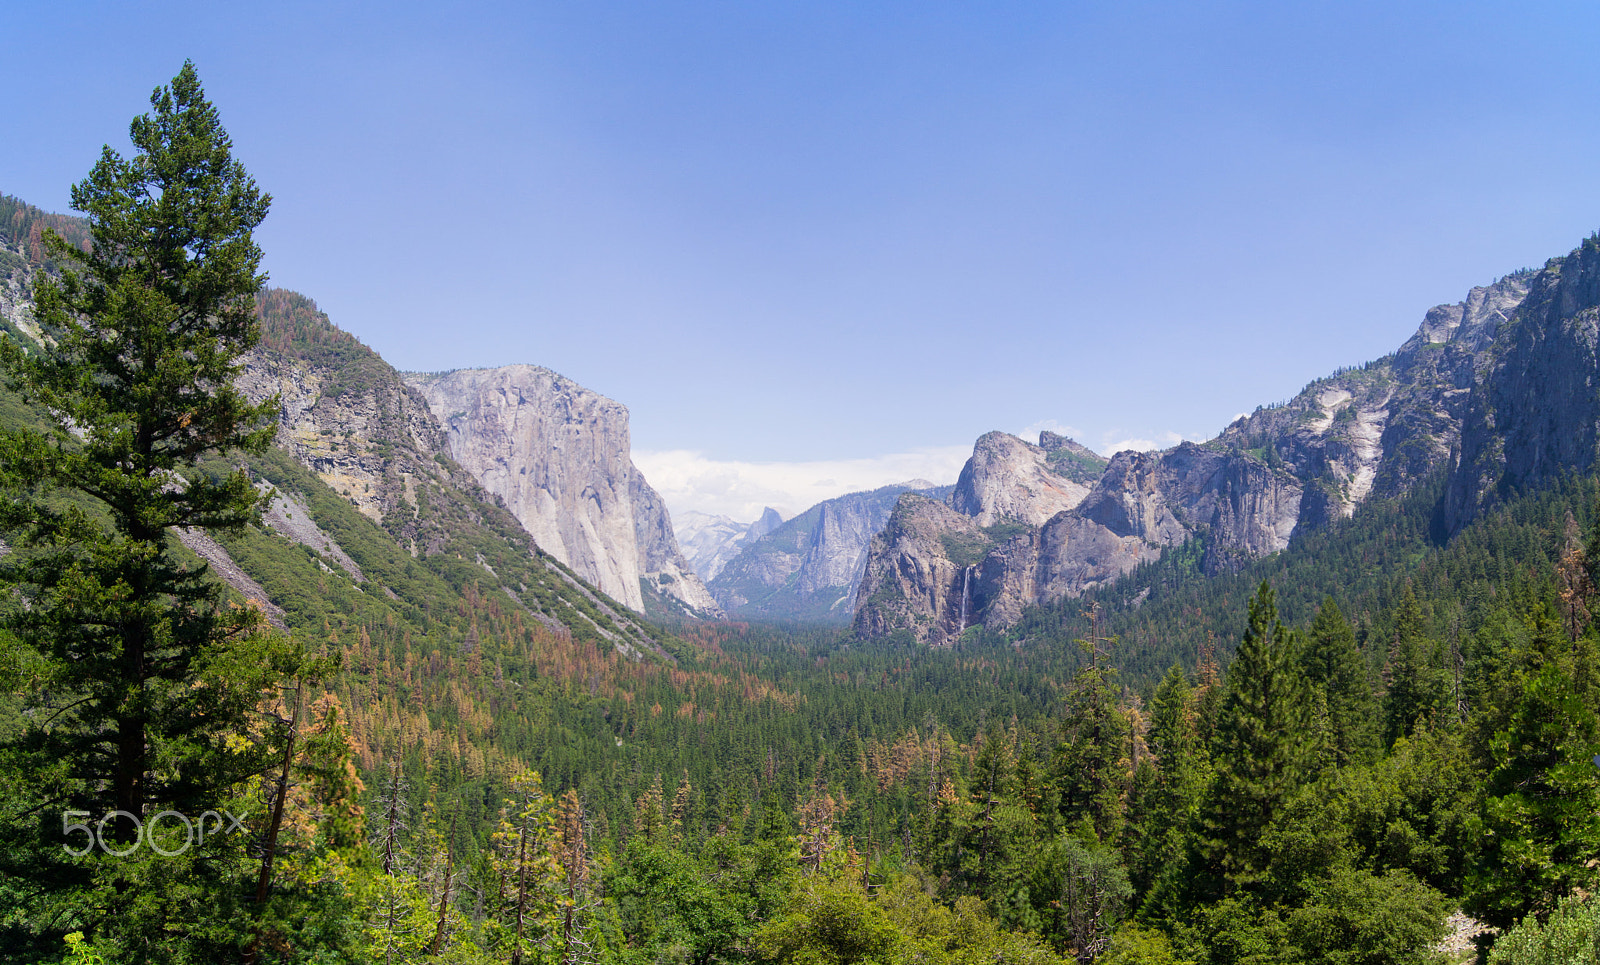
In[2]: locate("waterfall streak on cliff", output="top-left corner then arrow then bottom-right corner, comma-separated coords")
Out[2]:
958,565 -> 972,633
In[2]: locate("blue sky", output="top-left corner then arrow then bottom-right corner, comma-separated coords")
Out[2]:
7,2 -> 1600,520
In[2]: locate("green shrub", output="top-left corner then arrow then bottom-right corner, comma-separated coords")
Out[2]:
1101,923 -> 1190,965
1490,894 -> 1600,965
1286,866 -> 1450,965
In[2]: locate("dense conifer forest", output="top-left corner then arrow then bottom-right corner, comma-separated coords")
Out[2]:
5,64 -> 1600,965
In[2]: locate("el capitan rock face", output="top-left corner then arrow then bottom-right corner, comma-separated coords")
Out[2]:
405,365 -> 720,617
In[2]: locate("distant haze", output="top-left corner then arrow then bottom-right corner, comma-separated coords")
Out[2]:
634,446 -> 971,522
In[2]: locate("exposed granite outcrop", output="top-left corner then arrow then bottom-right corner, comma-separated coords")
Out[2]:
236,350 -> 443,528
405,365 -> 720,617
856,439 -> 1306,644
950,431 -> 1096,525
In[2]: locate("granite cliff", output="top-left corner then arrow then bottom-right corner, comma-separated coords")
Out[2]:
405,365 -> 720,618
856,259 -> 1550,645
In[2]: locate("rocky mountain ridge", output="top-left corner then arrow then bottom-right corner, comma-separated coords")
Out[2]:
854,255 -> 1559,645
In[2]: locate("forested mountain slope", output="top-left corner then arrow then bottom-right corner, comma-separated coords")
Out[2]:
2,195 -> 683,654
10,172 -> 1600,965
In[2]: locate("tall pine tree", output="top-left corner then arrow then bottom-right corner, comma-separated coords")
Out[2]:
1383,583 -> 1448,744
1301,597 -> 1378,769
0,62 -> 292,957
1201,582 -> 1311,891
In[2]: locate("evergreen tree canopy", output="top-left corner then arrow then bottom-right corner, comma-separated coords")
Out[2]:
0,61 -> 294,958
1204,582 -> 1311,890
1302,597 -> 1378,769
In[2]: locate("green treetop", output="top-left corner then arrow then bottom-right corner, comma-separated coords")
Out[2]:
1202,581 -> 1311,891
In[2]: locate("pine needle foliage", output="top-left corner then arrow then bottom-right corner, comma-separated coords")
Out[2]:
0,62 -> 297,959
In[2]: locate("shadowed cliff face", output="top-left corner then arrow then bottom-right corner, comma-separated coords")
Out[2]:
856,262 -> 1551,644
1444,240 -> 1600,533
404,365 -> 720,617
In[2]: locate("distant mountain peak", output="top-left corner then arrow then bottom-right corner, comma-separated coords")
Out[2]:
708,480 -> 954,621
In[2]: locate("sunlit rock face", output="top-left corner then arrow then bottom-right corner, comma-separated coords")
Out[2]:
406,365 -> 720,617
950,431 -> 1095,526
855,263 -> 1554,643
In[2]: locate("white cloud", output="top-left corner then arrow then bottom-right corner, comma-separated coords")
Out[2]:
1015,418 -> 1085,445
1099,429 -> 1197,455
634,446 -> 972,523
1103,437 -> 1161,454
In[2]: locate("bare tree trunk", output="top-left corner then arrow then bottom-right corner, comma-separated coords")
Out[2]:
428,813 -> 458,956
511,811 -> 529,965
243,679 -> 303,965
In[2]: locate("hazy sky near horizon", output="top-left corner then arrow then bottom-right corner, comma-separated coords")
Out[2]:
8,2 -> 1600,521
